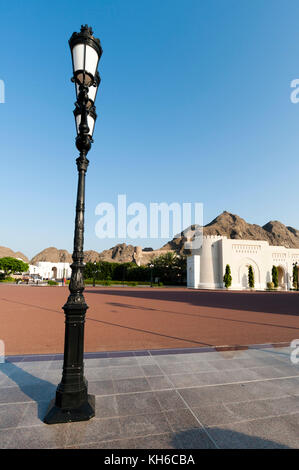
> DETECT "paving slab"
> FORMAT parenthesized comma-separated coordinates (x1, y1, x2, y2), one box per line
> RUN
(208, 414, 299, 449)
(134, 432, 180, 449)
(0, 346, 298, 448)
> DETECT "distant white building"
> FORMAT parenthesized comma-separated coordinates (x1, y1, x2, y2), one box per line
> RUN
(187, 235, 299, 290)
(29, 262, 72, 280)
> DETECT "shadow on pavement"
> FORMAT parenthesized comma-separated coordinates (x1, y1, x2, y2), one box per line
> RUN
(83, 315, 213, 347)
(86, 288, 299, 316)
(0, 361, 57, 421)
(173, 427, 291, 449)
(103, 300, 299, 333)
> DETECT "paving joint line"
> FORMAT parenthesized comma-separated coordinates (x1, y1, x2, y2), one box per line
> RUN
(2, 372, 299, 396)
(152, 356, 220, 449)
(205, 410, 299, 429)
(209, 393, 297, 407)
(174, 374, 299, 389)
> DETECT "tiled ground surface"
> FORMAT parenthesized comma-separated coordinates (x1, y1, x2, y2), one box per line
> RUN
(0, 346, 299, 448)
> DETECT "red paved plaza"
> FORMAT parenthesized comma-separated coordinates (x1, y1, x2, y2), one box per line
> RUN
(1, 285, 299, 355)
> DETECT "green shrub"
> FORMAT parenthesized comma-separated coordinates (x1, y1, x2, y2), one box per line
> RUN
(293, 263, 298, 289)
(223, 265, 232, 288)
(0, 276, 15, 283)
(267, 281, 275, 290)
(272, 266, 278, 288)
(84, 279, 162, 287)
(83, 261, 117, 281)
(48, 280, 58, 286)
(83, 257, 187, 286)
(248, 265, 254, 288)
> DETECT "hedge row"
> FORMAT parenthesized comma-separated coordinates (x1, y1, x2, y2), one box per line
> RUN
(67, 279, 163, 287)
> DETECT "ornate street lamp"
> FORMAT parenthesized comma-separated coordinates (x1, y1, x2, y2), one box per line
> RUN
(92, 261, 99, 288)
(44, 25, 102, 424)
(149, 264, 154, 287)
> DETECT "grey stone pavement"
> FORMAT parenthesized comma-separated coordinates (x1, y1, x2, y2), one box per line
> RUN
(0, 346, 299, 449)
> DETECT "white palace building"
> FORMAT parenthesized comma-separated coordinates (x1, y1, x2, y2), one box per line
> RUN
(187, 235, 299, 291)
(29, 262, 72, 280)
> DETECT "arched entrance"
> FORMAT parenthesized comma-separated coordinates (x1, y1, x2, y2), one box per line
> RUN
(277, 266, 285, 289)
(52, 267, 57, 279)
(238, 258, 260, 289)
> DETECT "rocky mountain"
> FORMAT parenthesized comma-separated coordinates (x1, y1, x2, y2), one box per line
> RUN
(97, 243, 166, 265)
(162, 211, 299, 253)
(83, 250, 101, 263)
(262, 221, 299, 248)
(160, 225, 201, 254)
(29, 243, 165, 265)
(30, 247, 72, 264)
(0, 246, 29, 263)
(205, 212, 299, 248)
(30, 247, 104, 264)
(97, 243, 136, 263)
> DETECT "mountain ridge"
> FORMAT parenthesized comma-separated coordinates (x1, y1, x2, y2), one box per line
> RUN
(162, 211, 299, 253)
(2, 211, 299, 264)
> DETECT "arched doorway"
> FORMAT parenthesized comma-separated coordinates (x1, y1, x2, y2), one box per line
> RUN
(238, 258, 260, 289)
(52, 267, 57, 279)
(277, 266, 285, 289)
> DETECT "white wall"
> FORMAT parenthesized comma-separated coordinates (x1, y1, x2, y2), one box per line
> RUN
(187, 236, 299, 291)
(199, 236, 224, 289)
(187, 255, 200, 288)
(222, 239, 269, 290)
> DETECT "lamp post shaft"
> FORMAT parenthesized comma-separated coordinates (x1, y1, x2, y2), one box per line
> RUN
(57, 154, 89, 405)
(44, 153, 95, 423)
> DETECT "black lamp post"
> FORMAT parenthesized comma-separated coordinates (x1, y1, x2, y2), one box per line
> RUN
(44, 25, 102, 424)
(93, 261, 99, 287)
(149, 264, 154, 287)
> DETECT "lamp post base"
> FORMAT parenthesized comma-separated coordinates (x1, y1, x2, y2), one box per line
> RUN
(44, 394, 95, 424)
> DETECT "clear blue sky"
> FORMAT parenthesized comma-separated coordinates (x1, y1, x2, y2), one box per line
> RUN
(1, 0, 299, 259)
